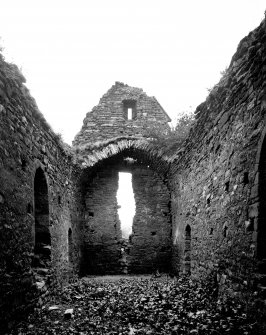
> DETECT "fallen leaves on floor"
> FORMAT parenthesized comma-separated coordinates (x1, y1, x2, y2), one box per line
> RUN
(10, 275, 265, 335)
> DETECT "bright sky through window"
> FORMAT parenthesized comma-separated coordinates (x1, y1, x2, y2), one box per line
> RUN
(117, 172, 136, 239)
(127, 108, 132, 120)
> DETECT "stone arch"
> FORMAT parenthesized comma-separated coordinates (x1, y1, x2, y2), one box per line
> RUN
(184, 224, 191, 274)
(75, 137, 171, 176)
(32, 167, 51, 267)
(78, 143, 172, 275)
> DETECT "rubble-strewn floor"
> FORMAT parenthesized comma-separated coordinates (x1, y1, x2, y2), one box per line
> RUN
(10, 275, 266, 335)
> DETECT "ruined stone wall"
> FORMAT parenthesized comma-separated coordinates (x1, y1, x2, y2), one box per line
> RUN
(80, 160, 171, 275)
(1, 14, 266, 330)
(81, 167, 122, 274)
(130, 166, 171, 273)
(74, 81, 173, 276)
(170, 19, 266, 292)
(73, 81, 171, 147)
(0, 55, 83, 331)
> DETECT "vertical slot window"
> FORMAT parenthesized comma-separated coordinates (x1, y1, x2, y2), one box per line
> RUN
(127, 108, 133, 120)
(123, 100, 136, 120)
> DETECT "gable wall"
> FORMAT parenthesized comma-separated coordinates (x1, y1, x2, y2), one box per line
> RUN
(73, 81, 171, 147)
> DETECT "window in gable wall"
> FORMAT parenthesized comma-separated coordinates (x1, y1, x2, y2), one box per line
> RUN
(123, 100, 136, 120)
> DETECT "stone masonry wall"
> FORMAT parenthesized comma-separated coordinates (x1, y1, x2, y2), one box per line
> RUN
(80, 159, 171, 275)
(81, 167, 122, 275)
(73, 81, 171, 147)
(1, 14, 266, 331)
(0, 55, 83, 331)
(129, 166, 171, 273)
(170, 18, 266, 293)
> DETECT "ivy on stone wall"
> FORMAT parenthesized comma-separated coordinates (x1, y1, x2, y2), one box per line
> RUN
(143, 112, 195, 152)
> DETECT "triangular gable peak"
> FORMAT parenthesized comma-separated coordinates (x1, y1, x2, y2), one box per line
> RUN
(73, 82, 171, 147)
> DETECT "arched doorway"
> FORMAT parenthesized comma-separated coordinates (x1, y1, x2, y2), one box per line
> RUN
(33, 168, 51, 268)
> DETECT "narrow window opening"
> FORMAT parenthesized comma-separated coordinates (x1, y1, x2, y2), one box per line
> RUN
(123, 100, 136, 120)
(27, 203, 33, 214)
(243, 172, 249, 185)
(68, 228, 73, 263)
(117, 172, 136, 240)
(58, 195, 61, 205)
(21, 158, 27, 171)
(225, 181, 229, 192)
(33, 168, 51, 268)
(127, 108, 132, 120)
(185, 224, 191, 240)
(223, 225, 228, 237)
(210, 227, 214, 235)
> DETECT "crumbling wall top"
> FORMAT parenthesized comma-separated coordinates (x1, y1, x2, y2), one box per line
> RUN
(73, 82, 171, 148)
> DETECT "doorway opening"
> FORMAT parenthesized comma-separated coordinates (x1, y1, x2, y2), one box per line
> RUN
(33, 168, 51, 268)
(117, 172, 136, 239)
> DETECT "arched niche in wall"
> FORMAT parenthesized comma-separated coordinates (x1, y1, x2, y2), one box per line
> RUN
(68, 228, 73, 264)
(184, 224, 191, 274)
(32, 167, 51, 267)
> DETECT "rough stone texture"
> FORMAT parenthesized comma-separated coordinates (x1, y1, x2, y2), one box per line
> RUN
(1, 15, 266, 331)
(74, 82, 173, 276)
(73, 81, 171, 147)
(130, 166, 171, 273)
(0, 55, 83, 331)
(170, 18, 266, 295)
(80, 159, 171, 275)
(81, 166, 122, 275)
